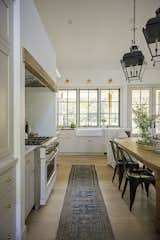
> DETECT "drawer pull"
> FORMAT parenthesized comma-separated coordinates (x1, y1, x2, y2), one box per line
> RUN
(7, 233, 12, 240)
(5, 178, 12, 183)
(5, 204, 12, 209)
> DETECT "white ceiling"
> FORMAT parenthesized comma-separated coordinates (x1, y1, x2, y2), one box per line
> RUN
(34, 0, 160, 72)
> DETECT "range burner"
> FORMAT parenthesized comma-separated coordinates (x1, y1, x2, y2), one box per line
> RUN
(25, 137, 51, 145)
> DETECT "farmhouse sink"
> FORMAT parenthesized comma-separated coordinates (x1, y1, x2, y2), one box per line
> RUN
(75, 128, 103, 137)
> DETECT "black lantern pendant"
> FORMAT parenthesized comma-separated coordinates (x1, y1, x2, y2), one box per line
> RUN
(121, 0, 145, 82)
(143, 8, 160, 66)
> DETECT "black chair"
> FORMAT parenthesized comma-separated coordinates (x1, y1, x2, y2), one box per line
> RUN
(110, 140, 139, 189)
(119, 147, 156, 211)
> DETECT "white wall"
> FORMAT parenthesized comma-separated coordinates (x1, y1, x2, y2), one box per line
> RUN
(21, 0, 57, 80)
(25, 88, 56, 137)
(58, 68, 160, 88)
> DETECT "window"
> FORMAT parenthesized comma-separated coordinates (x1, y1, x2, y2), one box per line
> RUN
(79, 90, 98, 127)
(100, 89, 120, 127)
(57, 88, 120, 128)
(131, 89, 150, 134)
(58, 90, 77, 127)
(156, 89, 160, 133)
(129, 87, 160, 134)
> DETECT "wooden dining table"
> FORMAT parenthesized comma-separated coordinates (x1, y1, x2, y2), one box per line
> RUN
(115, 137, 160, 231)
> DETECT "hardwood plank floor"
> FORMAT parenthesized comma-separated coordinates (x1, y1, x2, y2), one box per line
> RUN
(26, 155, 160, 240)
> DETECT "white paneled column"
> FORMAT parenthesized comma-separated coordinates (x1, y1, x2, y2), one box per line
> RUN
(13, 0, 26, 239)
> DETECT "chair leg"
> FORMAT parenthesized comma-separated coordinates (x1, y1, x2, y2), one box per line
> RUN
(112, 165, 117, 182)
(144, 182, 150, 197)
(118, 166, 124, 190)
(129, 180, 139, 211)
(122, 177, 128, 198)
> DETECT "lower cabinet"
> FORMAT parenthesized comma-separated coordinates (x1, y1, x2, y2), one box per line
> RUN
(25, 151, 35, 219)
(0, 164, 16, 240)
(59, 130, 105, 154)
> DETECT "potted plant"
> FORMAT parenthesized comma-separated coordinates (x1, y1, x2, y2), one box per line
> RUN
(101, 118, 108, 127)
(133, 104, 157, 150)
(70, 122, 77, 129)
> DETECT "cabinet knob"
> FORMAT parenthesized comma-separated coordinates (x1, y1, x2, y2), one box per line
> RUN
(5, 204, 11, 209)
(5, 177, 12, 183)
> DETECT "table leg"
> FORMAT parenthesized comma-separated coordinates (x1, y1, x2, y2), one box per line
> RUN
(155, 169, 160, 232)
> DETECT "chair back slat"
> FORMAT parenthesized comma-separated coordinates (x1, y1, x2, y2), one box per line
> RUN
(110, 140, 120, 163)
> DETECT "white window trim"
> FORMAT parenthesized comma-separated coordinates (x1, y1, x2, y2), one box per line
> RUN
(58, 87, 122, 128)
(127, 84, 160, 133)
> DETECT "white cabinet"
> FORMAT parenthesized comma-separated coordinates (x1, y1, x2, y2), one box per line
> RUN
(0, 1, 16, 238)
(25, 151, 35, 219)
(0, 165, 16, 240)
(0, 0, 13, 159)
(59, 130, 105, 154)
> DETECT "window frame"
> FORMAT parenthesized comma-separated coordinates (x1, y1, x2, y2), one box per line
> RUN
(128, 85, 160, 134)
(79, 89, 98, 127)
(100, 89, 120, 127)
(57, 88, 121, 128)
(57, 89, 77, 128)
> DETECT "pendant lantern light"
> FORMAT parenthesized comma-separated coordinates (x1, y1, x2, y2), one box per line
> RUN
(121, 0, 145, 82)
(143, 8, 160, 66)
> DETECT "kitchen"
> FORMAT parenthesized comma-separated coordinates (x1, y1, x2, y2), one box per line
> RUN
(0, 0, 160, 239)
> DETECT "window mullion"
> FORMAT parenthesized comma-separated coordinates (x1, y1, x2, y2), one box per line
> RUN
(77, 89, 80, 127)
(88, 90, 89, 127)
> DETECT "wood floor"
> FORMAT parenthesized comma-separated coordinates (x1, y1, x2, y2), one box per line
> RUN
(26, 155, 160, 240)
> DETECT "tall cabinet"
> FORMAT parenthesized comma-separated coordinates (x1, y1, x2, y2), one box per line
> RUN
(0, 0, 16, 239)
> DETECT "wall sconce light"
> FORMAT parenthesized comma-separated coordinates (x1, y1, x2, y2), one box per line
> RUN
(86, 79, 92, 84)
(65, 79, 70, 84)
(108, 78, 113, 84)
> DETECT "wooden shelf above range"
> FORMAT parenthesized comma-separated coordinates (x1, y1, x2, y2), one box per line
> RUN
(22, 48, 58, 92)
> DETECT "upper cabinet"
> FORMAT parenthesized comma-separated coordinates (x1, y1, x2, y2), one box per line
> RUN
(0, 0, 13, 159)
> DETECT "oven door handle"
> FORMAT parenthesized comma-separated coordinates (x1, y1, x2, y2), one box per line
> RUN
(46, 150, 58, 164)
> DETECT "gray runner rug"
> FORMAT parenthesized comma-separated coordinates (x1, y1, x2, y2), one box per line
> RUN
(55, 165, 115, 240)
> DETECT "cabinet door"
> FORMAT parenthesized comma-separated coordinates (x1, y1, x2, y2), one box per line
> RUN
(25, 159, 30, 218)
(25, 152, 35, 219)
(0, 0, 13, 159)
(0, 0, 10, 45)
(29, 157, 35, 213)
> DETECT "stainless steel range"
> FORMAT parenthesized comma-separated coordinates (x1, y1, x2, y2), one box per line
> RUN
(39, 138, 59, 205)
(25, 136, 59, 208)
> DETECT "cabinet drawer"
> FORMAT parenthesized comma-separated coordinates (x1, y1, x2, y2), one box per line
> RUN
(0, 167, 16, 199)
(0, 187, 16, 209)
(0, 203, 16, 240)
(0, 189, 16, 240)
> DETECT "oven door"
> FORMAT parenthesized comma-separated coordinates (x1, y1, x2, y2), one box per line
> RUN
(46, 151, 57, 184)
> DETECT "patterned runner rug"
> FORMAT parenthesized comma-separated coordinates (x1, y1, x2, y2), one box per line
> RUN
(56, 165, 115, 240)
